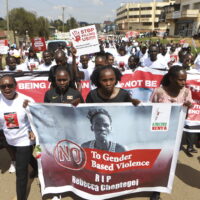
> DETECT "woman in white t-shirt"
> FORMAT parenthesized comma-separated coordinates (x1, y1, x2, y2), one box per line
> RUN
(115, 46, 130, 71)
(24, 48, 40, 71)
(0, 74, 37, 200)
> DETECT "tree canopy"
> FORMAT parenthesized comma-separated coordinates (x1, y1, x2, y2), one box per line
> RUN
(7, 8, 80, 38)
(50, 17, 79, 32)
(8, 8, 49, 38)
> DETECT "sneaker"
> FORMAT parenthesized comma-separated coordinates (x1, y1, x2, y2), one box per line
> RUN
(187, 146, 198, 153)
(150, 192, 161, 200)
(8, 161, 16, 173)
(51, 195, 61, 200)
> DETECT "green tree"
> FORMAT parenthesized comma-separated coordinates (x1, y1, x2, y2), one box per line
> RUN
(37, 16, 49, 38)
(8, 8, 50, 38)
(50, 19, 63, 32)
(66, 17, 79, 31)
(9, 8, 38, 37)
(0, 17, 6, 30)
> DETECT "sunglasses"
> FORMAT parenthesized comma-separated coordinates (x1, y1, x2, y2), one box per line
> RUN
(0, 84, 15, 89)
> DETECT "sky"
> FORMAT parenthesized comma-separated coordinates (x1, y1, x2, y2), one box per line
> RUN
(0, 0, 163, 23)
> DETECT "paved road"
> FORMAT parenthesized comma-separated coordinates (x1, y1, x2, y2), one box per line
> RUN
(0, 146, 199, 200)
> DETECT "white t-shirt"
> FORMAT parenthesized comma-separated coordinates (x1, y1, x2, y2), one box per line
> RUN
(37, 61, 56, 71)
(3, 63, 29, 71)
(139, 52, 148, 64)
(158, 53, 171, 64)
(115, 54, 130, 70)
(25, 58, 40, 71)
(141, 56, 168, 70)
(78, 63, 94, 80)
(104, 47, 118, 57)
(0, 92, 34, 147)
(172, 61, 183, 67)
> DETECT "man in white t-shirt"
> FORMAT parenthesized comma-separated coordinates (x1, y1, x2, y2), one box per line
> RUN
(37, 51, 55, 71)
(3, 56, 24, 72)
(158, 44, 170, 64)
(78, 55, 94, 80)
(141, 45, 168, 70)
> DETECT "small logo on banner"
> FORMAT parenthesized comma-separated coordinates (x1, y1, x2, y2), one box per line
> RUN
(4, 112, 19, 129)
(72, 30, 81, 42)
(54, 140, 86, 170)
(151, 104, 171, 131)
(67, 96, 73, 100)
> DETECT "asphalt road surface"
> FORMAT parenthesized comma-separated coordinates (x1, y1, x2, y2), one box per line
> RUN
(0, 145, 199, 200)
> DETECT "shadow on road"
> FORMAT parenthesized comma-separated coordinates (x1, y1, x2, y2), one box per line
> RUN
(176, 163, 200, 189)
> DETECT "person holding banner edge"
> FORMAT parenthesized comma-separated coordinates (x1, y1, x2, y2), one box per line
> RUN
(0, 74, 38, 200)
(150, 65, 193, 200)
(44, 65, 84, 104)
(44, 65, 84, 200)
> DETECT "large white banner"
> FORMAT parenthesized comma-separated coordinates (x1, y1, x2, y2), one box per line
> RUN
(27, 103, 186, 199)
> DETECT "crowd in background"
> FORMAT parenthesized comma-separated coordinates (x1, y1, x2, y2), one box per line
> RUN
(0, 36, 200, 200)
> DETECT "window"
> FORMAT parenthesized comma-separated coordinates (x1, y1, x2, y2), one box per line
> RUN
(116, 16, 128, 21)
(129, 8, 140, 11)
(141, 15, 152, 18)
(182, 5, 189, 11)
(141, 7, 152, 10)
(154, 23, 159, 28)
(117, 9, 128, 16)
(193, 3, 200, 10)
(129, 15, 139, 18)
(143, 22, 152, 26)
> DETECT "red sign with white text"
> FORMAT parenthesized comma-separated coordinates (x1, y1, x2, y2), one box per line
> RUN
(31, 37, 46, 52)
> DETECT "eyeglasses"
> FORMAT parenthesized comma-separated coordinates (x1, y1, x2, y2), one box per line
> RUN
(0, 84, 15, 89)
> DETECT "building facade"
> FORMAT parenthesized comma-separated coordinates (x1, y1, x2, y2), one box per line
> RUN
(165, 0, 200, 36)
(115, 0, 175, 33)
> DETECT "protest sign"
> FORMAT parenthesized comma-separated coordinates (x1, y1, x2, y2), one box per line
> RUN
(31, 37, 46, 52)
(0, 39, 9, 54)
(184, 71, 200, 132)
(70, 25, 100, 56)
(27, 103, 186, 199)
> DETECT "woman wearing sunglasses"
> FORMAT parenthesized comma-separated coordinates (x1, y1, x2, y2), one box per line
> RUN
(0, 74, 37, 200)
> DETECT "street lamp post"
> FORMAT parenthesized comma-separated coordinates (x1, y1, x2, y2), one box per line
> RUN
(25, 30, 29, 45)
(5, 0, 10, 39)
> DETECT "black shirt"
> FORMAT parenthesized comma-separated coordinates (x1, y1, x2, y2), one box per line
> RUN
(44, 87, 84, 103)
(86, 88, 132, 103)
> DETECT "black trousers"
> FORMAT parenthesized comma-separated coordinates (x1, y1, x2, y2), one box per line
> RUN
(185, 132, 198, 148)
(10, 145, 38, 200)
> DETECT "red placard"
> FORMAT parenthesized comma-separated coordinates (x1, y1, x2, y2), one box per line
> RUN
(31, 37, 46, 52)
(0, 39, 8, 46)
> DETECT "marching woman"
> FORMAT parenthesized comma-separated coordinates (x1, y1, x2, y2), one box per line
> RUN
(44, 65, 84, 104)
(25, 47, 40, 71)
(44, 65, 84, 200)
(86, 65, 140, 104)
(150, 66, 193, 200)
(0, 74, 37, 200)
